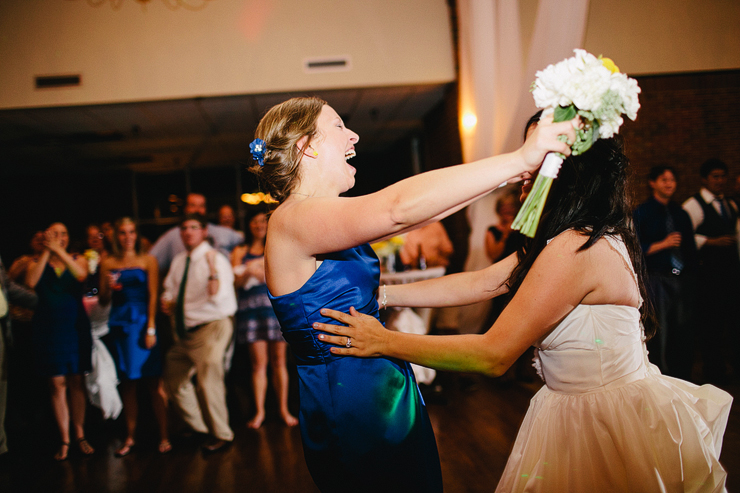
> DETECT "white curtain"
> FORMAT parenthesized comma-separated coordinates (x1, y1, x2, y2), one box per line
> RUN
(456, 0, 590, 334)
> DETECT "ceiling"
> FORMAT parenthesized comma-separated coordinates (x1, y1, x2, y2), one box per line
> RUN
(0, 83, 451, 177)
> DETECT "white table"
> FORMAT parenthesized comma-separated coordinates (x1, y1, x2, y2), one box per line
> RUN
(380, 267, 446, 385)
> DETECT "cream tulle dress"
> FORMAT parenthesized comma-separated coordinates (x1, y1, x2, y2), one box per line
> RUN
(495, 236, 732, 493)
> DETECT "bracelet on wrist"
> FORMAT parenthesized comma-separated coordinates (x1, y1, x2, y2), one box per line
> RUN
(146, 327, 156, 336)
(209, 274, 219, 280)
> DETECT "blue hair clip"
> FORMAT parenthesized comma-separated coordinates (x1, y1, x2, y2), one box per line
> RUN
(250, 138, 266, 167)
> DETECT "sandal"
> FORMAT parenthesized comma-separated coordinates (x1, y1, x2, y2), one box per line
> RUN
(158, 439, 172, 454)
(54, 442, 70, 461)
(114, 440, 135, 458)
(76, 437, 95, 456)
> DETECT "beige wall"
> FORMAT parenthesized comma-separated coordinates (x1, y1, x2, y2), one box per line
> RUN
(520, 0, 739, 76)
(583, 0, 740, 75)
(0, 0, 455, 109)
(2, 0, 737, 111)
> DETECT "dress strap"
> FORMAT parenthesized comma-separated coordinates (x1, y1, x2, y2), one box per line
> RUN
(602, 235, 642, 307)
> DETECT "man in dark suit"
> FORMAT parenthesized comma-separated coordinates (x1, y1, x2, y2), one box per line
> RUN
(634, 166, 698, 380)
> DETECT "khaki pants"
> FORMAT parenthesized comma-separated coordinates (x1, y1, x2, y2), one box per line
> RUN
(164, 318, 234, 441)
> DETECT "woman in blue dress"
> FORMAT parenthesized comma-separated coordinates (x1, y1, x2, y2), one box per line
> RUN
(247, 96, 576, 492)
(231, 210, 298, 429)
(99, 217, 170, 456)
(26, 223, 94, 461)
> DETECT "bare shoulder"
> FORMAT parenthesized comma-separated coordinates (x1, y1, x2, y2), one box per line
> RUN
(264, 202, 324, 296)
(543, 231, 628, 267)
(538, 229, 591, 264)
(266, 200, 318, 253)
(144, 254, 158, 270)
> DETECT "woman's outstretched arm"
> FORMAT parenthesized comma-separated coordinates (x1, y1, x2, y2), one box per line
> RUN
(272, 117, 577, 257)
(382, 253, 518, 309)
(315, 232, 611, 376)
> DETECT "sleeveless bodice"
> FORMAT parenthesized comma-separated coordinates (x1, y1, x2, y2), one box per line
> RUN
(269, 243, 442, 493)
(270, 244, 380, 364)
(109, 268, 149, 326)
(535, 304, 646, 393)
(534, 235, 646, 393)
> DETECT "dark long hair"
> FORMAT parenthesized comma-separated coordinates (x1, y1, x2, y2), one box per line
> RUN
(507, 136, 657, 339)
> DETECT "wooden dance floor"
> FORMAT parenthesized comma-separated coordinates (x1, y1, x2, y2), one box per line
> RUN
(1, 372, 738, 492)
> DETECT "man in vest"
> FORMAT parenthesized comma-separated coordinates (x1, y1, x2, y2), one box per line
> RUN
(683, 158, 740, 383)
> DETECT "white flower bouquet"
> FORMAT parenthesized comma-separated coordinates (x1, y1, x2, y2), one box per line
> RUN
(511, 49, 641, 237)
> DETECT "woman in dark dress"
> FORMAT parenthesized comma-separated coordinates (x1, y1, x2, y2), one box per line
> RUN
(248, 97, 576, 492)
(26, 223, 94, 461)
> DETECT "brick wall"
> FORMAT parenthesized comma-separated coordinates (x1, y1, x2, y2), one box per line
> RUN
(622, 70, 740, 207)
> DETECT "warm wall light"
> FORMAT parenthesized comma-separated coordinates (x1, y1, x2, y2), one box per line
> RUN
(462, 112, 478, 132)
(241, 192, 277, 205)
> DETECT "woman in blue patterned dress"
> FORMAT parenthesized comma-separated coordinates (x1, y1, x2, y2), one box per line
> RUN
(26, 222, 94, 461)
(247, 97, 576, 492)
(231, 210, 298, 429)
(99, 217, 170, 456)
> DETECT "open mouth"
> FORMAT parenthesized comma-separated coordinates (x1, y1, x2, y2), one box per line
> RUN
(345, 149, 356, 161)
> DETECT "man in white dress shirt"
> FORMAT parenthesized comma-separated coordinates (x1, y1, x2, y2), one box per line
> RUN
(161, 213, 237, 452)
(682, 158, 740, 383)
(150, 193, 243, 276)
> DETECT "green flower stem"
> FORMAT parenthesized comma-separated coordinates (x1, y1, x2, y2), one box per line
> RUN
(511, 174, 553, 238)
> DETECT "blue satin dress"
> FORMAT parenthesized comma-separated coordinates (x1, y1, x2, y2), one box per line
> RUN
(108, 268, 162, 380)
(269, 244, 442, 493)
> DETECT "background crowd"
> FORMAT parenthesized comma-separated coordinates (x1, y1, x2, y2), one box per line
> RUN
(0, 154, 738, 464)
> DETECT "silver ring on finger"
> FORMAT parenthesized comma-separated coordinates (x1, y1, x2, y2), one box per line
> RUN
(345, 337, 352, 348)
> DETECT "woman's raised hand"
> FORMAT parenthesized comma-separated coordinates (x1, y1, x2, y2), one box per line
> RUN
(44, 228, 64, 254)
(518, 114, 579, 172)
(314, 307, 390, 357)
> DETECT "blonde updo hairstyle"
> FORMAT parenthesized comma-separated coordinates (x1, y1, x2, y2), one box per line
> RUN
(249, 97, 326, 203)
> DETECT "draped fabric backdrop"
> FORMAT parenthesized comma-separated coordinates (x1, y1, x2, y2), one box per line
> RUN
(456, 0, 590, 334)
